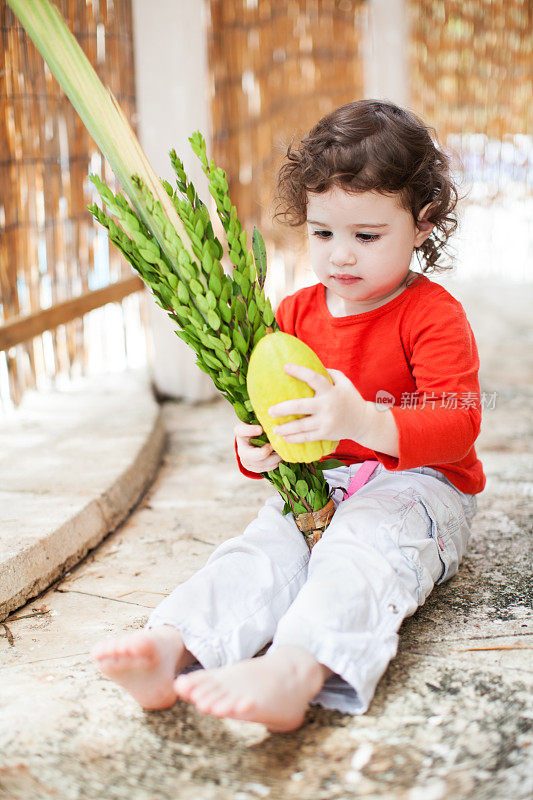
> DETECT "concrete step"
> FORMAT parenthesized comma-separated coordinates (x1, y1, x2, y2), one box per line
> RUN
(0, 369, 165, 621)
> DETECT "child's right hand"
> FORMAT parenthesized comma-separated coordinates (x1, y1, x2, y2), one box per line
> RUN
(234, 423, 281, 473)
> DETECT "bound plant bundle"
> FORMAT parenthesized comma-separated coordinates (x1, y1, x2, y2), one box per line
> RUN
(8, 0, 344, 548)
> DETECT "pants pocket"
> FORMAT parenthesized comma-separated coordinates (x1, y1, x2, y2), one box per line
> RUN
(410, 489, 470, 588)
(410, 497, 449, 585)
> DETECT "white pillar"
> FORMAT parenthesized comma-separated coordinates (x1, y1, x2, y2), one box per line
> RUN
(131, 0, 217, 401)
(363, 0, 410, 106)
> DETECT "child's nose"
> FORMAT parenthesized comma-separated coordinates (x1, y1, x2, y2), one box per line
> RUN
(330, 245, 357, 267)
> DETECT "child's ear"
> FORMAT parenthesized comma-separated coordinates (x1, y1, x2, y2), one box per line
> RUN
(414, 202, 435, 246)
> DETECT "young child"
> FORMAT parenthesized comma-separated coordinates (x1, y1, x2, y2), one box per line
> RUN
(91, 99, 485, 732)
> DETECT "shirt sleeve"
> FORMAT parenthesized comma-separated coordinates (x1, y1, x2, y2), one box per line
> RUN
(374, 295, 483, 471)
(234, 297, 293, 479)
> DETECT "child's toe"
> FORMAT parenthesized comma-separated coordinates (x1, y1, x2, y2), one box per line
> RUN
(192, 687, 227, 711)
(208, 695, 236, 716)
(174, 675, 196, 700)
(189, 680, 216, 703)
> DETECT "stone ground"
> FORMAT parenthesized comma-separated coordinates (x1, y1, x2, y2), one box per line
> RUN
(0, 279, 532, 800)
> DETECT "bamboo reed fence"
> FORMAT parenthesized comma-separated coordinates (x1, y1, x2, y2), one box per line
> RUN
(408, 0, 532, 197)
(207, 0, 368, 298)
(409, 0, 531, 140)
(0, 0, 145, 409)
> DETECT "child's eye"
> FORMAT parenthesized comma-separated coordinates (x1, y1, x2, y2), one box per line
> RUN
(311, 231, 380, 242)
(357, 233, 380, 243)
(313, 230, 381, 244)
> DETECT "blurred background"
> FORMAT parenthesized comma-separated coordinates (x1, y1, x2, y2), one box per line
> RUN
(0, 0, 531, 410)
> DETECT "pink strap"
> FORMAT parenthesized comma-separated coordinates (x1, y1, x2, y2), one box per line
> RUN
(345, 460, 380, 499)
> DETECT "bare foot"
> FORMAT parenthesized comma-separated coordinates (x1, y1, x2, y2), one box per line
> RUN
(173, 645, 331, 732)
(91, 625, 196, 709)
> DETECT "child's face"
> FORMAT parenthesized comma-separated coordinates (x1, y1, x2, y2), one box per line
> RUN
(306, 187, 433, 314)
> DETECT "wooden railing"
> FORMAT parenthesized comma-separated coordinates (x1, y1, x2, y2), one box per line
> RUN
(0, 276, 144, 352)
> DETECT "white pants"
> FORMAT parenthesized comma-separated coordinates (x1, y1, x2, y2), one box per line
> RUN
(146, 463, 478, 714)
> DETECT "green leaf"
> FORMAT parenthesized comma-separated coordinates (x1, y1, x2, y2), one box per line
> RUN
(202, 249, 213, 274)
(207, 310, 221, 330)
(248, 298, 258, 326)
(177, 282, 190, 303)
(252, 227, 268, 288)
(263, 301, 274, 326)
(176, 329, 199, 348)
(312, 492, 324, 512)
(311, 474, 324, 492)
(220, 278, 231, 302)
(202, 350, 223, 370)
(208, 272, 222, 295)
(240, 273, 250, 297)
(229, 249, 242, 268)
(267, 469, 283, 486)
(207, 334, 226, 353)
(232, 328, 248, 355)
(279, 463, 297, 482)
(166, 272, 179, 290)
(196, 295, 209, 314)
(218, 302, 232, 324)
(190, 278, 204, 296)
(234, 299, 247, 324)
(293, 502, 308, 515)
(252, 325, 266, 348)
(161, 178, 173, 197)
(227, 354, 239, 371)
(228, 349, 241, 368)
(317, 459, 346, 471)
(138, 247, 161, 265)
(295, 480, 308, 498)
(233, 402, 249, 422)
(247, 252, 256, 282)
(186, 184, 196, 205)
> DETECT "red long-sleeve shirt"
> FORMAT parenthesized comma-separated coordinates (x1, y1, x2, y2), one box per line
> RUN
(236, 275, 486, 495)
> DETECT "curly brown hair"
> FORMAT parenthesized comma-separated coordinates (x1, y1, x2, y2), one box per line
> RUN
(273, 99, 459, 274)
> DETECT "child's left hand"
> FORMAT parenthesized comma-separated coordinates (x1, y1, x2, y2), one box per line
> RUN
(268, 364, 371, 444)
